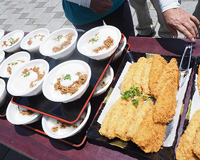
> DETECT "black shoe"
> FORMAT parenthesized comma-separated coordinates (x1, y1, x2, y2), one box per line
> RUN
(136, 30, 156, 37)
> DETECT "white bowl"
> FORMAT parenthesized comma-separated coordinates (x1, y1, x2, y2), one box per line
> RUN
(42, 60, 91, 103)
(93, 65, 114, 97)
(39, 28, 78, 59)
(20, 28, 50, 53)
(7, 59, 49, 97)
(42, 102, 91, 139)
(0, 29, 5, 40)
(77, 25, 121, 60)
(0, 51, 30, 78)
(0, 30, 24, 53)
(0, 50, 5, 65)
(6, 102, 42, 125)
(112, 36, 127, 62)
(0, 78, 6, 107)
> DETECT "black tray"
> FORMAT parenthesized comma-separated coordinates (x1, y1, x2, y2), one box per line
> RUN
(11, 31, 115, 124)
(86, 51, 195, 160)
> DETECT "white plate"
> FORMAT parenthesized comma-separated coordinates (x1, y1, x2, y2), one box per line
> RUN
(0, 29, 5, 40)
(6, 101, 42, 125)
(0, 50, 5, 65)
(0, 78, 6, 107)
(0, 51, 30, 78)
(42, 102, 91, 139)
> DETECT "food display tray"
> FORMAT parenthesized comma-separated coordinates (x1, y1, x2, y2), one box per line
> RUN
(86, 51, 196, 160)
(10, 32, 114, 124)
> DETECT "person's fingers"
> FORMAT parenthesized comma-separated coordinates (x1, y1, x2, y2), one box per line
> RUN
(176, 24, 195, 41)
(182, 20, 198, 39)
(166, 24, 178, 38)
(190, 15, 200, 28)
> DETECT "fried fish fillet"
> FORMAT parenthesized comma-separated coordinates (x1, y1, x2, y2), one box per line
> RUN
(193, 124, 200, 159)
(120, 63, 137, 93)
(153, 58, 180, 99)
(197, 65, 200, 95)
(115, 98, 138, 141)
(131, 57, 148, 92)
(133, 101, 166, 153)
(149, 54, 167, 96)
(126, 100, 153, 140)
(99, 97, 128, 139)
(153, 78, 177, 123)
(176, 110, 200, 160)
(141, 58, 153, 95)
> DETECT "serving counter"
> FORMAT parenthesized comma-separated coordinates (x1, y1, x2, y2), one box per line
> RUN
(0, 37, 199, 160)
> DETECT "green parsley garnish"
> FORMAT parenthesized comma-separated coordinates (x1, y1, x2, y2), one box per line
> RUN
(121, 85, 153, 107)
(91, 36, 99, 44)
(62, 74, 71, 81)
(55, 36, 62, 42)
(34, 35, 37, 39)
(8, 38, 15, 45)
(24, 72, 30, 77)
(11, 62, 18, 66)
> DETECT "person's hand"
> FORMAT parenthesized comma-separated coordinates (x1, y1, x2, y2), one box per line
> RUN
(90, 0, 113, 15)
(163, 8, 200, 41)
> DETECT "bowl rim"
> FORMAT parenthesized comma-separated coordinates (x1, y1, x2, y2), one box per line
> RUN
(77, 25, 121, 59)
(42, 102, 91, 139)
(6, 101, 41, 125)
(39, 28, 78, 56)
(20, 28, 50, 50)
(0, 50, 5, 64)
(0, 29, 5, 40)
(0, 78, 5, 96)
(7, 59, 49, 96)
(0, 51, 31, 78)
(93, 65, 114, 97)
(0, 30, 24, 51)
(42, 60, 91, 103)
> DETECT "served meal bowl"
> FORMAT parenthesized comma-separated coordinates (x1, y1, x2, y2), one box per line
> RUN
(39, 28, 78, 59)
(0, 30, 24, 53)
(42, 102, 91, 139)
(0, 51, 30, 78)
(112, 35, 127, 62)
(0, 50, 5, 65)
(6, 102, 42, 125)
(0, 29, 5, 40)
(0, 78, 6, 107)
(42, 60, 91, 103)
(20, 28, 50, 53)
(77, 25, 121, 60)
(7, 59, 49, 97)
(93, 65, 114, 97)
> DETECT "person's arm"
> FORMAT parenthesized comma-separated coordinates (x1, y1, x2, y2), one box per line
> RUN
(159, 0, 200, 41)
(67, 0, 113, 15)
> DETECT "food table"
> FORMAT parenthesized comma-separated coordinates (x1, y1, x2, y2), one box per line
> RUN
(0, 36, 199, 160)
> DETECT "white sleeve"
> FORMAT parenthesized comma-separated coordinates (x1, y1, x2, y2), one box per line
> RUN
(159, 0, 181, 13)
(67, 0, 91, 8)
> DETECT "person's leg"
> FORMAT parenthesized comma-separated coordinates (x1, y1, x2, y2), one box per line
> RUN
(150, 0, 173, 38)
(129, 0, 155, 36)
(193, 0, 200, 37)
(73, 19, 104, 32)
(103, 0, 135, 39)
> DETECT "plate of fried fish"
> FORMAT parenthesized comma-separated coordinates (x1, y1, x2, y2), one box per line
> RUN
(87, 51, 195, 160)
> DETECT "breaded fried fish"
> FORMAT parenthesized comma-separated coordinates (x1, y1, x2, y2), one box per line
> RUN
(193, 124, 200, 159)
(197, 65, 200, 95)
(153, 78, 177, 123)
(176, 110, 200, 160)
(153, 58, 180, 99)
(149, 54, 167, 96)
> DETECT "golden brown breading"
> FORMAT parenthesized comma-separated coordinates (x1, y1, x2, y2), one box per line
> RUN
(141, 58, 153, 95)
(153, 58, 180, 99)
(131, 57, 148, 92)
(176, 110, 200, 160)
(153, 78, 177, 123)
(197, 65, 200, 95)
(120, 63, 137, 93)
(193, 124, 200, 159)
(126, 100, 153, 140)
(149, 54, 167, 96)
(99, 98, 128, 139)
(115, 98, 138, 141)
